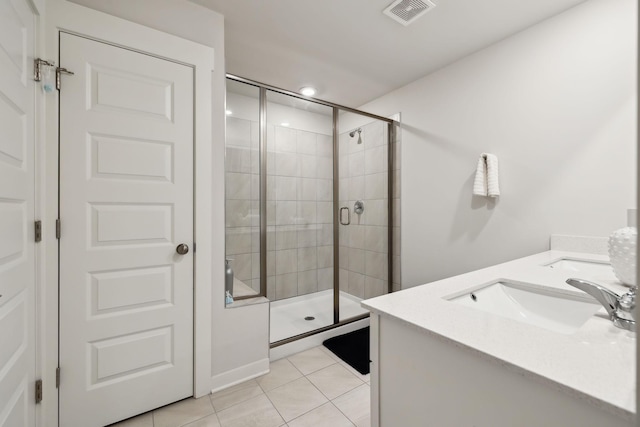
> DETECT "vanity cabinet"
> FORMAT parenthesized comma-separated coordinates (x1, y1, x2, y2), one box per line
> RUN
(369, 314, 632, 427)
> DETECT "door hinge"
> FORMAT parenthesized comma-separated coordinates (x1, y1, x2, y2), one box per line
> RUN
(56, 67, 74, 91)
(56, 367, 60, 388)
(35, 220, 42, 242)
(193, 242, 196, 253)
(55, 219, 61, 239)
(35, 379, 43, 404)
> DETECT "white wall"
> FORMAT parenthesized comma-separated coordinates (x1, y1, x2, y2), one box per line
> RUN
(65, 0, 270, 393)
(357, 0, 637, 287)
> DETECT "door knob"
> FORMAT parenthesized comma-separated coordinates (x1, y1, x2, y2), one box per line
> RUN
(176, 244, 189, 255)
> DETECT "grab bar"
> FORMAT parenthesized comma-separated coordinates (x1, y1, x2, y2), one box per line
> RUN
(339, 207, 350, 225)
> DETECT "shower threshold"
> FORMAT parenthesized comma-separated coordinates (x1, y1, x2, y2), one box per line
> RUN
(270, 290, 368, 343)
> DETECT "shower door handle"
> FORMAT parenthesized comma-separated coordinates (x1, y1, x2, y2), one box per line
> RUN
(339, 207, 350, 225)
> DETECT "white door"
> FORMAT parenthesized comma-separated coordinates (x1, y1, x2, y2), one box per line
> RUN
(59, 33, 194, 427)
(0, 0, 37, 426)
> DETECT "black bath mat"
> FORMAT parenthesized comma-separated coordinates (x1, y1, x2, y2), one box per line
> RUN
(323, 327, 370, 375)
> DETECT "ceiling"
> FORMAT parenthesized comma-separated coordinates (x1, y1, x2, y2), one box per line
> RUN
(193, 0, 587, 107)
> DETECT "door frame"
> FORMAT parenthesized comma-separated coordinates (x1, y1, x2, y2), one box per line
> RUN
(43, 1, 215, 424)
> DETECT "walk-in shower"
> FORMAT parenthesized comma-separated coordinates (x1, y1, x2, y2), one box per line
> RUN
(224, 75, 400, 346)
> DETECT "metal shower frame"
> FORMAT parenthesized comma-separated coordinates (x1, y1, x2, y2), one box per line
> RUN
(226, 74, 397, 347)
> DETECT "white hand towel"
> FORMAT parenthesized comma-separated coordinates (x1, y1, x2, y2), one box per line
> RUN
(472, 153, 500, 197)
(485, 153, 500, 197)
(473, 156, 488, 196)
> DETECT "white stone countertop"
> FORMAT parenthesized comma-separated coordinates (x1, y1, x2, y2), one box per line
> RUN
(361, 250, 636, 421)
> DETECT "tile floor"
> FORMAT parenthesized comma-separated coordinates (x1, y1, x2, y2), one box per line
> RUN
(111, 346, 371, 427)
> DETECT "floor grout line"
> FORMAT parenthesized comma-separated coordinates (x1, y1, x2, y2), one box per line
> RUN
(114, 345, 369, 427)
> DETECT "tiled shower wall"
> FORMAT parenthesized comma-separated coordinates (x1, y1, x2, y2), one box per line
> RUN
(226, 115, 401, 301)
(225, 116, 260, 293)
(266, 125, 334, 301)
(338, 120, 394, 300)
(225, 115, 334, 300)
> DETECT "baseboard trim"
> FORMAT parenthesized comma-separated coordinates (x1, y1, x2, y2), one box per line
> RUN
(210, 358, 270, 394)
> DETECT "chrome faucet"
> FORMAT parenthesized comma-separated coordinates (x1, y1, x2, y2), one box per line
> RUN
(566, 278, 636, 332)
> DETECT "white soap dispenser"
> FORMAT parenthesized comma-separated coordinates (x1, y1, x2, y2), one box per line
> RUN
(608, 209, 637, 287)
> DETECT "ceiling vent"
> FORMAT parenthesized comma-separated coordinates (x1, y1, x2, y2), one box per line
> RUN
(383, 0, 436, 26)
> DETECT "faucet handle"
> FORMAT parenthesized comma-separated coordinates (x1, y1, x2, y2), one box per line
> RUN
(617, 288, 635, 319)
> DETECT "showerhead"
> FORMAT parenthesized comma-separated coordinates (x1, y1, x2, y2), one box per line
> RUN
(349, 128, 363, 144)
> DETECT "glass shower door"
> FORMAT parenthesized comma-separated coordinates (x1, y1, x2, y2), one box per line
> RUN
(337, 111, 391, 321)
(265, 90, 336, 342)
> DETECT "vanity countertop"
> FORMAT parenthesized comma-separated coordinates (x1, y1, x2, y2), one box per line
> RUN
(361, 250, 636, 421)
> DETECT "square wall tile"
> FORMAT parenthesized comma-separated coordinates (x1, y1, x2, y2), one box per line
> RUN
(275, 176, 298, 201)
(339, 245, 349, 269)
(298, 247, 317, 271)
(275, 226, 298, 250)
(226, 173, 252, 200)
(233, 253, 252, 281)
(226, 228, 252, 255)
(318, 267, 333, 291)
(226, 200, 252, 227)
(339, 268, 349, 293)
(317, 179, 332, 202)
(297, 130, 317, 155)
(298, 154, 317, 178)
(364, 120, 384, 148)
(348, 271, 364, 298)
(365, 251, 388, 280)
(297, 225, 318, 248)
(298, 270, 318, 295)
(348, 248, 364, 274)
(365, 145, 387, 175)
(276, 273, 298, 299)
(364, 226, 388, 254)
(298, 178, 317, 201)
(226, 117, 251, 148)
(276, 201, 297, 225)
(276, 152, 298, 176)
(317, 246, 333, 268)
(317, 157, 333, 179)
(297, 201, 317, 225)
(225, 146, 252, 174)
(348, 152, 364, 177)
(317, 224, 334, 246)
(317, 202, 333, 224)
(276, 126, 296, 153)
(348, 225, 365, 249)
(365, 173, 387, 200)
(364, 199, 388, 226)
(317, 134, 333, 158)
(276, 249, 298, 274)
(364, 276, 385, 299)
(349, 176, 365, 200)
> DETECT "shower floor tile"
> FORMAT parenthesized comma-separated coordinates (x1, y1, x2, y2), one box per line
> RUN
(270, 290, 368, 343)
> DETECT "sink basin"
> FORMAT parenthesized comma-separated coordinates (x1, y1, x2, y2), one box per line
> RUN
(448, 281, 602, 334)
(545, 258, 615, 279)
